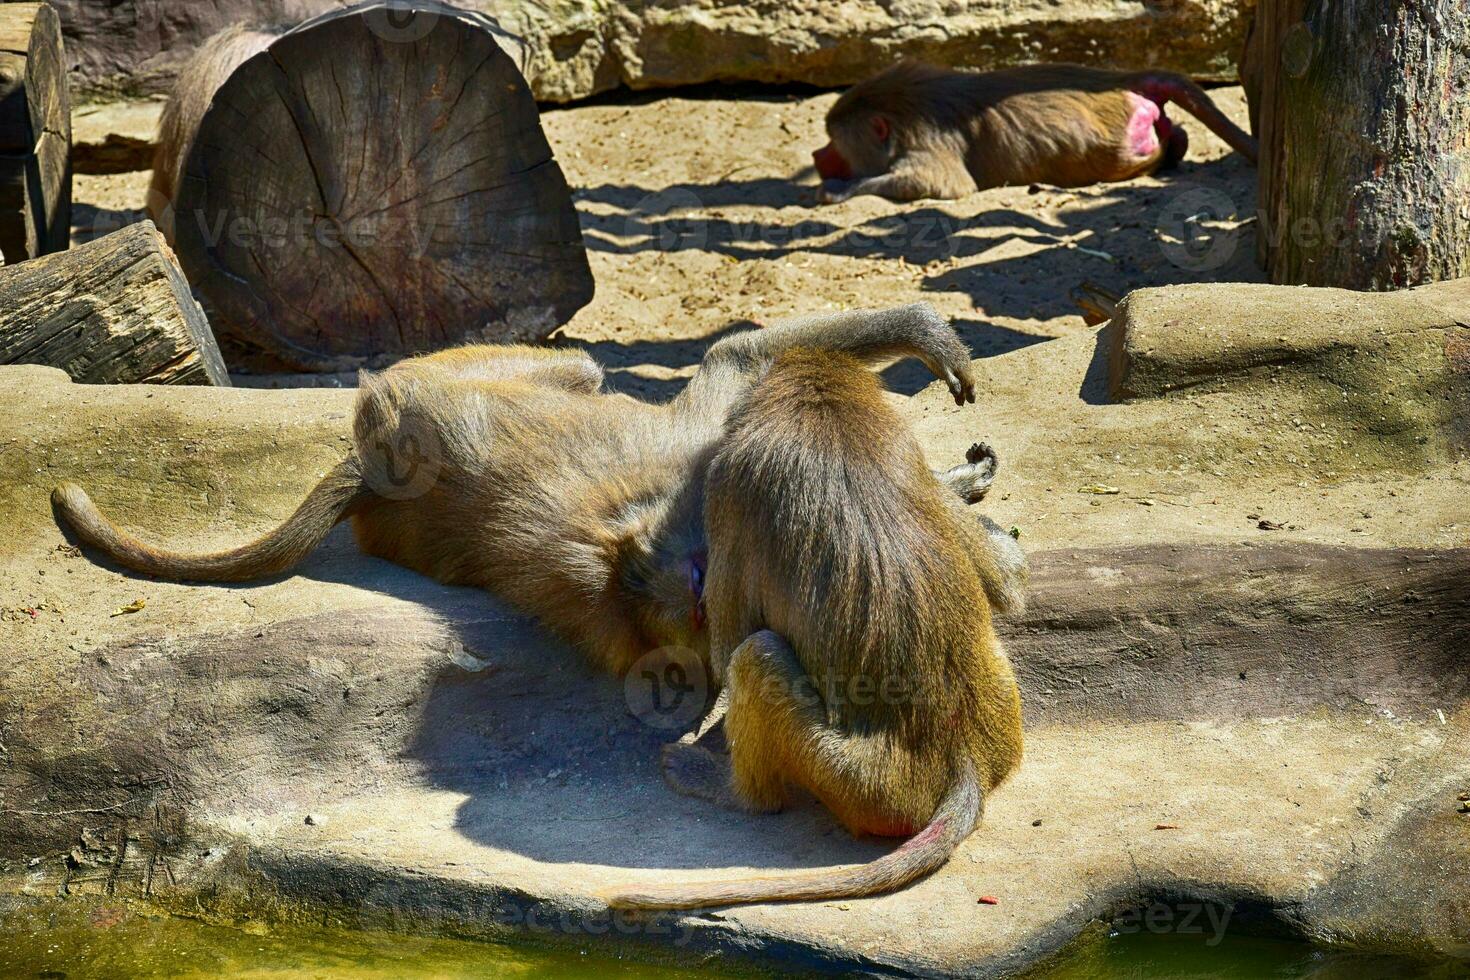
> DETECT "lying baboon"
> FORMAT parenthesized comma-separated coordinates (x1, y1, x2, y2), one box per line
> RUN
(813, 61, 1259, 203)
(55, 304, 998, 677)
(147, 25, 282, 242)
(603, 347, 1025, 910)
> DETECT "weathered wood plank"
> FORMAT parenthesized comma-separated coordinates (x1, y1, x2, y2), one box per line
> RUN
(0, 2, 71, 263)
(0, 220, 228, 385)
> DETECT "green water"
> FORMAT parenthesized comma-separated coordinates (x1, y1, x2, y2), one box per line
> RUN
(0, 906, 694, 980)
(1036, 929, 1465, 979)
(0, 904, 1463, 979)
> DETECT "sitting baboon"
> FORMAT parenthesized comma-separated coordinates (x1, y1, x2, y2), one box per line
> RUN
(603, 348, 1025, 910)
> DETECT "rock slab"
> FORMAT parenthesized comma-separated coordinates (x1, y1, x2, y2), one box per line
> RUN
(2, 280, 1468, 974)
(52, 0, 1249, 102)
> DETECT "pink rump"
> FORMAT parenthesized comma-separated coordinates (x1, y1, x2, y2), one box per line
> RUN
(1126, 92, 1162, 158)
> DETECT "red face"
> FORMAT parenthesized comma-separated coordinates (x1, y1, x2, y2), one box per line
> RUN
(812, 142, 852, 181)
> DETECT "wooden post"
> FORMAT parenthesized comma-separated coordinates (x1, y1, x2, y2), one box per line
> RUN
(0, 221, 228, 385)
(1248, 1, 1470, 289)
(0, 2, 71, 264)
(169, 1, 592, 373)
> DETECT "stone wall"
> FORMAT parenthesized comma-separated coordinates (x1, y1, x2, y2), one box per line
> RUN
(43, 0, 1252, 101)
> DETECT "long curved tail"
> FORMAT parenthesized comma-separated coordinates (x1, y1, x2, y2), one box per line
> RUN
(602, 764, 983, 911)
(52, 458, 365, 582)
(1135, 72, 1259, 164)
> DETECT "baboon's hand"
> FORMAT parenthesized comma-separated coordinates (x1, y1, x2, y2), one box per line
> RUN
(817, 179, 854, 205)
(907, 305, 975, 405)
(942, 360, 977, 406)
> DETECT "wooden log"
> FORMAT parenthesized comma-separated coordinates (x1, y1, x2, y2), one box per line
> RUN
(169, 1, 592, 373)
(0, 2, 71, 264)
(1247, 1, 1470, 288)
(0, 220, 228, 385)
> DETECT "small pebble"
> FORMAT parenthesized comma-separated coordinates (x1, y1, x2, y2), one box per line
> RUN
(978, 895, 1000, 905)
(305, 814, 322, 826)
(1031, 819, 1043, 827)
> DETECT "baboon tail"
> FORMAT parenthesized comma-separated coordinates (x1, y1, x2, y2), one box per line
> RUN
(52, 458, 365, 582)
(1135, 71, 1259, 165)
(601, 764, 983, 911)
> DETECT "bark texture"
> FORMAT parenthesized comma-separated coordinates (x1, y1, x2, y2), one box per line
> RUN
(1249, 0, 1470, 288)
(0, 2, 71, 264)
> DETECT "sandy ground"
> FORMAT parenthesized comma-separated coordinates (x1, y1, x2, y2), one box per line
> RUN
(71, 86, 1261, 397)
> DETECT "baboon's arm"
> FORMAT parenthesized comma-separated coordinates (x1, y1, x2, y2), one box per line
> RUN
(819, 153, 977, 204)
(682, 302, 975, 413)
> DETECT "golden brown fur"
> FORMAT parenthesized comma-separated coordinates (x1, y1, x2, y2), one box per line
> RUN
(815, 61, 1258, 203)
(603, 349, 1025, 909)
(147, 25, 282, 243)
(54, 305, 1000, 679)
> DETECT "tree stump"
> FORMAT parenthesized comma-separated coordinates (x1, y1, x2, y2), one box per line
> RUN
(170, 1, 592, 373)
(1248, 1, 1470, 289)
(0, 2, 71, 264)
(0, 221, 228, 385)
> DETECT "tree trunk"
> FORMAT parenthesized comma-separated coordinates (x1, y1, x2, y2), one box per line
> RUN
(170, 1, 591, 373)
(1249, 1, 1470, 289)
(0, 221, 228, 385)
(0, 2, 71, 264)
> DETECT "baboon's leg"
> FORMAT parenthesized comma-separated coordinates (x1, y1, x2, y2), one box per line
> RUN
(661, 630, 805, 814)
(401, 344, 604, 393)
(690, 303, 975, 407)
(721, 630, 923, 833)
(937, 442, 999, 504)
(945, 496, 1028, 615)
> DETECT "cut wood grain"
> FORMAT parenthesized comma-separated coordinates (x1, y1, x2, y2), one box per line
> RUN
(170, 1, 592, 372)
(0, 221, 228, 385)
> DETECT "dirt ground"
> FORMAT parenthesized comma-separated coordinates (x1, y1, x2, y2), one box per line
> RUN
(72, 85, 1260, 397)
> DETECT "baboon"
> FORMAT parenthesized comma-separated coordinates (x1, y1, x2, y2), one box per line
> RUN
(147, 25, 282, 243)
(813, 61, 1259, 203)
(603, 347, 1025, 910)
(54, 304, 1007, 677)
